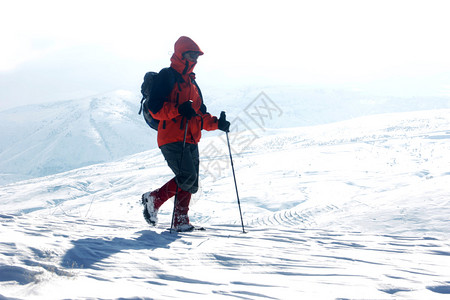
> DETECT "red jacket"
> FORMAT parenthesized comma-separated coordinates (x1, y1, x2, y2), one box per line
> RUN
(150, 37, 218, 147)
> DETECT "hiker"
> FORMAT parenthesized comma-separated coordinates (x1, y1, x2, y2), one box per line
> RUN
(141, 36, 230, 232)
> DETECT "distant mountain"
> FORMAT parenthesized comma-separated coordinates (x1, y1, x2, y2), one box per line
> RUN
(1, 85, 450, 186)
(0, 90, 157, 185)
(202, 85, 450, 129)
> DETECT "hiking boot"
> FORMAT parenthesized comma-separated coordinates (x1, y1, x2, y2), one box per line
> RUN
(174, 214, 195, 232)
(176, 224, 196, 232)
(142, 191, 159, 226)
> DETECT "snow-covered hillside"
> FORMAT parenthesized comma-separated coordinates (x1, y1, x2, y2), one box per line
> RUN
(202, 84, 450, 129)
(0, 91, 157, 185)
(1, 109, 449, 299)
(2, 85, 450, 186)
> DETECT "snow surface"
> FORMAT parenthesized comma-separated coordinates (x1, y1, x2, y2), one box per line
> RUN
(1, 108, 450, 299)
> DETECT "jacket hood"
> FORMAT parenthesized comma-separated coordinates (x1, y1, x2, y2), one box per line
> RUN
(170, 36, 204, 76)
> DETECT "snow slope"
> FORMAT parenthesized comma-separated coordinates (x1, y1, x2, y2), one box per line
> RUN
(0, 90, 157, 185)
(1, 109, 450, 299)
(2, 85, 450, 186)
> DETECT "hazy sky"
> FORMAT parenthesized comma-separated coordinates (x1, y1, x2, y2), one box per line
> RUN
(1, 0, 450, 111)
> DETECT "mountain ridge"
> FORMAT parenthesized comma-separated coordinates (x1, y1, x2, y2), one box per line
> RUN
(2, 86, 450, 186)
(0, 90, 157, 185)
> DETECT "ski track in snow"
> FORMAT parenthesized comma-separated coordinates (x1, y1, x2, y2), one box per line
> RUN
(1, 109, 450, 299)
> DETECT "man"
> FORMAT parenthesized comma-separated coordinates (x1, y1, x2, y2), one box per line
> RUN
(141, 36, 230, 232)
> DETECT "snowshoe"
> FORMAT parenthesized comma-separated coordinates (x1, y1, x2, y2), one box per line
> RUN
(167, 225, 205, 232)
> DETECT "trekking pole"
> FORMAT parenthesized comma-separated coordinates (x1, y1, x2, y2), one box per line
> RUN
(222, 112, 246, 233)
(170, 117, 189, 233)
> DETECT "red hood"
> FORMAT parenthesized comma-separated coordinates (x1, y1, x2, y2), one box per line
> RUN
(170, 36, 204, 76)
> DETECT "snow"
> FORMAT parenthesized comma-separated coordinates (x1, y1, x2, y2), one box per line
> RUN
(0, 90, 157, 185)
(1, 102, 450, 299)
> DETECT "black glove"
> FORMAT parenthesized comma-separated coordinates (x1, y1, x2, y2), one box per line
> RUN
(218, 111, 231, 132)
(178, 100, 196, 120)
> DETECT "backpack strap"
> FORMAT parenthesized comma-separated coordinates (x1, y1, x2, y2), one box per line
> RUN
(192, 78, 207, 115)
(138, 96, 145, 115)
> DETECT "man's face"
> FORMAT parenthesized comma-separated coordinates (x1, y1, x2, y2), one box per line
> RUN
(183, 51, 201, 63)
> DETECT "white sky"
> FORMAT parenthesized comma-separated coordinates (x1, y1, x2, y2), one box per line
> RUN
(1, 0, 450, 110)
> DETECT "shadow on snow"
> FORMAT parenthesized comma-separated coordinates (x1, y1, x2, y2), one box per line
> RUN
(61, 230, 177, 269)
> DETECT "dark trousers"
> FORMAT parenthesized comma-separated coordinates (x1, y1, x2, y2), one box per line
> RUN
(160, 142, 200, 194)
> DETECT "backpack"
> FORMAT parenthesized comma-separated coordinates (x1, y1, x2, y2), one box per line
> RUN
(138, 68, 204, 130)
(138, 68, 177, 131)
